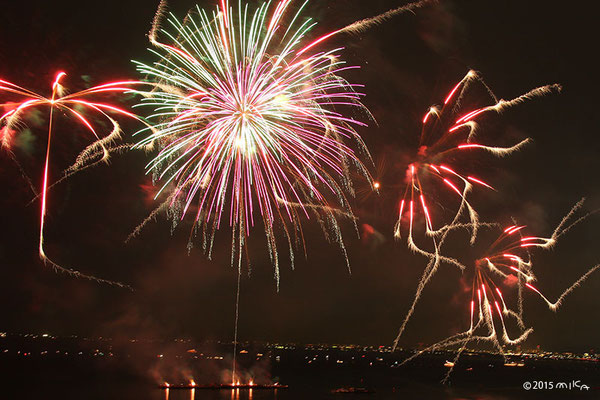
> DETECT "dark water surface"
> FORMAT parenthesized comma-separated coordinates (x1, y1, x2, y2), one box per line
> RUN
(2, 357, 599, 400)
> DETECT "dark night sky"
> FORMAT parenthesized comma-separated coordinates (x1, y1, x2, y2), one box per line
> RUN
(1, 1, 599, 352)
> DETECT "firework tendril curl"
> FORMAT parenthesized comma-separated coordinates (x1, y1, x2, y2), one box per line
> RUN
(0, 73, 150, 288)
(390, 72, 562, 347)
(395, 70, 562, 250)
(396, 199, 600, 383)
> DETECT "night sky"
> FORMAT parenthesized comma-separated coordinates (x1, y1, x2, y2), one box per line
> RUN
(1, 1, 599, 352)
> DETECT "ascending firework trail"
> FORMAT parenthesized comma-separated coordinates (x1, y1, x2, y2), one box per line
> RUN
(133, 0, 432, 383)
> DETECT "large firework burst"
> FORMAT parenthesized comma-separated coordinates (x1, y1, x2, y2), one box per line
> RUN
(131, 0, 375, 284)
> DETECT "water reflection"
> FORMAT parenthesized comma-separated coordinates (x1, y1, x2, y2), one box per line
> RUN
(226, 388, 264, 400)
(161, 387, 276, 400)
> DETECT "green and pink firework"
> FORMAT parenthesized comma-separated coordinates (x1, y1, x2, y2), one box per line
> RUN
(131, 0, 373, 284)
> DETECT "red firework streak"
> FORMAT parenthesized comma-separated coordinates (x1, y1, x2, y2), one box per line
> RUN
(473, 214, 600, 334)
(469, 224, 543, 343)
(393, 70, 560, 248)
(0, 72, 146, 286)
(464, 214, 599, 356)
(397, 200, 600, 384)
(392, 73, 562, 363)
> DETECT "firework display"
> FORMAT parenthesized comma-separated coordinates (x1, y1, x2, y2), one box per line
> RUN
(396, 199, 600, 382)
(130, 0, 374, 285)
(0, 72, 146, 287)
(390, 72, 562, 348)
(394, 70, 561, 250)
(0, 1, 598, 390)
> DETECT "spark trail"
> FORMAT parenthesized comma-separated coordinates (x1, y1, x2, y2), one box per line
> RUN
(132, 0, 374, 287)
(132, 0, 395, 383)
(394, 70, 561, 247)
(0, 73, 149, 287)
(298, 0, 436, 55)
(390, 72, 561, 346)
(395, 199, 600, 383)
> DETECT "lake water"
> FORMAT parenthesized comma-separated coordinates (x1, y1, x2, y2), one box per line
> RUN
(2, 344, 598, 399)
(5, 363, 599, 400)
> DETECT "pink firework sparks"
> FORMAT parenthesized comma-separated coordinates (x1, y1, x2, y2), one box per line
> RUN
(131, 0, 375, 287)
